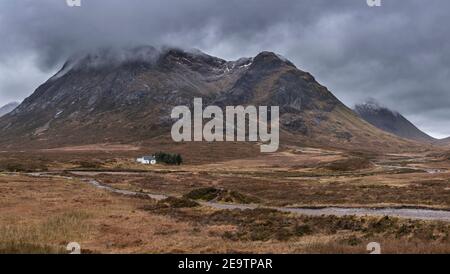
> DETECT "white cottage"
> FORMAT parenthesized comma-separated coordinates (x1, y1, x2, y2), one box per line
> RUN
(136, 156, 157, 165)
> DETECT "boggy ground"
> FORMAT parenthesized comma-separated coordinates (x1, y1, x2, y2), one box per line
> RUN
(0, 145, 450, 253)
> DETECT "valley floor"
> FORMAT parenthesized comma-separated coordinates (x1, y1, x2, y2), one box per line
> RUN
(0, 146, 449, 253)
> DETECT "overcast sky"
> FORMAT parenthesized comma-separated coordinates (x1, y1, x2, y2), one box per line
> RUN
(0, 0, 449, 138)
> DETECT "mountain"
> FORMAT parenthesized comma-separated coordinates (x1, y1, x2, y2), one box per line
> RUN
(0, 46, 418, 152)
(0, 102, 19, 118)
(354, 100, 435, 143)
(437, 137, 450, 146)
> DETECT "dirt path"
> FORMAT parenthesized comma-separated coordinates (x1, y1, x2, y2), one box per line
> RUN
(79, 177, 450, 222)
(24, 170, 450, 222)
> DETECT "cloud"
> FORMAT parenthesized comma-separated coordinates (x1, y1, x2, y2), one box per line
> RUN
(0, 0, 449, 138)
(0, 53, 50, 104)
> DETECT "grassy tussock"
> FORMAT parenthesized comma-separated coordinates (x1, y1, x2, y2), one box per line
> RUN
(184, 187, 260, 204)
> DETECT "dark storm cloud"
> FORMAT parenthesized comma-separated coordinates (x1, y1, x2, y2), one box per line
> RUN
(0, 0, 450, 137)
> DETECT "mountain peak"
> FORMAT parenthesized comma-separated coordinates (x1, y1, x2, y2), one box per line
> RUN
(52, 46, 233, 80)
(51, 46, 162, 79)
(52, 47, 299, 82)
(355, 100, 399, 117)
(0, 102, 19, 117)
(354, 101, 434, 142)
(160, 47, 228, 68)
(252, 51, 296, 69)
(73, 46, 160, 67)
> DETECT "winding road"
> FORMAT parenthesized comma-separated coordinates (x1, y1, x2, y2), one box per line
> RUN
(24, 169, 450, 222)
(78, 177, 450, 222)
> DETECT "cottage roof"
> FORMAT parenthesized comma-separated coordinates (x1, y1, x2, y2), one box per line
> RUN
(142, 156, 155, 160)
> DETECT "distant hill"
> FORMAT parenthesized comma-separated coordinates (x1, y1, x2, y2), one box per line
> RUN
(354, 100, 435, 143)
(0, 102, 19, 118)
(437, 137, 450, 146)
(0, 46, 418, 152)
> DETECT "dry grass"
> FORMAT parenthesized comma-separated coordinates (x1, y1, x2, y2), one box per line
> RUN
(304, 239, 450, 254)
(2, 173, 448, 254)
(142, 203, 449, 245)
(0, 147, 449, 254)
(0, 211, 92, 254)
(0, 174, 333, 253)
(92, 156, 450, 209)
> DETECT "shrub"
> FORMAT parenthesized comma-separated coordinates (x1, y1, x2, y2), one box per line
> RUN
(294, 224, 313, 236)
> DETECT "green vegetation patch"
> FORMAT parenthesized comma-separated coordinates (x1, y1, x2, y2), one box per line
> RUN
(155, 152, 183, 165)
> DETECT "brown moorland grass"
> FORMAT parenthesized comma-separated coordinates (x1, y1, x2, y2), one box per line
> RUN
(48, 147, 447, 209)
(142, 204, 449, 244)
(92, 164, 450, 209)
(2, 173, 449, 254)
(1, 146, 450, 254)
